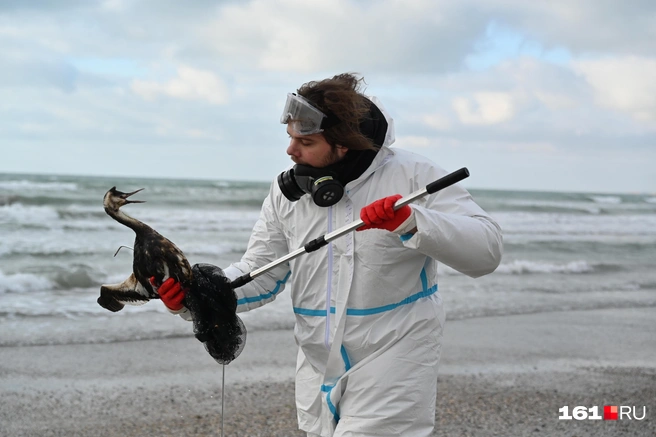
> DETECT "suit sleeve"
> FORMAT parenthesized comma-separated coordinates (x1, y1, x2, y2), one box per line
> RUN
(223, 185, 291, 313)
(401, 164, 503, 278)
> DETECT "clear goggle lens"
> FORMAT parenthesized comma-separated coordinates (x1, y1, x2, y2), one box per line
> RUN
(280, 93, 326, 135)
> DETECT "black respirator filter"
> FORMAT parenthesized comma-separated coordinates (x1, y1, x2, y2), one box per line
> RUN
(277, 165, 344, 207)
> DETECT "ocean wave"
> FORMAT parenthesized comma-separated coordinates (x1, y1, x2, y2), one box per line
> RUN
(53, 267, 99, 289)
(494, 212, 656, 236)
(0, 264, 111, 293)
(0, 206, 260, 241)
(496, 202, 605, 215)
(0, 270, 55, 293)
(495, 260, 597, 275)
(504, 239, 656, 254)
(0, 194, 20, 206)
(0, 187, 266, 210)
(489, 197, 656, 215)
(437, 260, 602, 276)
(443, 300, 656, 322)
(589, 195, 622, 204)
(0, 179, 78, 191)
(0, 202, 126, 231)
(183, 242, 247, 257)
(0, 235, 112, 258)
(0, 247, 107, 259)
(0, 203, 59, 225)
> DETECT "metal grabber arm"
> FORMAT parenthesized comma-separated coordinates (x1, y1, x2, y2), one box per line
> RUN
(230, 167, 470, 289)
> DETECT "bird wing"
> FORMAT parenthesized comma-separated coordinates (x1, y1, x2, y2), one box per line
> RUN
(98, 273, 151, 312)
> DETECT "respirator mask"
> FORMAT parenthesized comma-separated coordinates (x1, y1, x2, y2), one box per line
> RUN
(277, 165, 344, 207)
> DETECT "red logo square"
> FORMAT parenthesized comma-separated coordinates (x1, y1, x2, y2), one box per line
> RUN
(604, 405, 618, 420)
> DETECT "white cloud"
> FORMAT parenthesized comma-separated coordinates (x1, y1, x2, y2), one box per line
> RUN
(131, 66, 229, 105)
(491, 140, 556, 153)
(200, 0, 488, 74)
(413, 55, 650, 139)
(395, 135, 435, 149)
(532, 90, 576, 110)
(481, 0, 656, 56)
(572, 56, 656, 123)
(452, 92, 514, 125)
(422, 113, 453, 131)
(102, 0, 126, 12)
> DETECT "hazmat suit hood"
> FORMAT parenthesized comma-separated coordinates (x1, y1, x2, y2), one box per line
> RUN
(322, 96, 396, 187)
(361, 96, 395, 149)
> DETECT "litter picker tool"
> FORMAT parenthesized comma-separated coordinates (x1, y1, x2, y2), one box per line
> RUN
(231, 167, 470, 289)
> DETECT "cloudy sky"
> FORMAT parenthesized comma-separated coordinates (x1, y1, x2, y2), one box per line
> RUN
(1, 0, 655, 193)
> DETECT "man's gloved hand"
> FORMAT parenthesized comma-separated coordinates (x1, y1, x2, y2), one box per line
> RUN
(358, 194, 417, 235)
(150, 277, 186, 311)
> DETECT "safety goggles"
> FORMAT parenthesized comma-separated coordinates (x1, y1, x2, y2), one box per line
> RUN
(280, 93, 328, 135)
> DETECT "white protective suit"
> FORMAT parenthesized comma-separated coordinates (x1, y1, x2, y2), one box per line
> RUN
(222, 102, 503, 436)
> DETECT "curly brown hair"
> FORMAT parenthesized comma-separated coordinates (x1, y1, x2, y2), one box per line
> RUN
(296, 73, 377, 151)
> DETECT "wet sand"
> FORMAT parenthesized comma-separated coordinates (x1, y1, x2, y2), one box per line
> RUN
(1, 307, 654, 436)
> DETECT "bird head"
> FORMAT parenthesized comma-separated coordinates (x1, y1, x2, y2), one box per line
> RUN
(103, 187, 145, 212)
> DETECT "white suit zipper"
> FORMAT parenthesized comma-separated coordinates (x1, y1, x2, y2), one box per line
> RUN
(325, 206, 333, 349)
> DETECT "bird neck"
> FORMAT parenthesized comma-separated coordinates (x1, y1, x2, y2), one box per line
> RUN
(106, 207, 148, 233)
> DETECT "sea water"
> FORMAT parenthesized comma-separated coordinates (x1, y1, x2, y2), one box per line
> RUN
(1, 172, 655, 347)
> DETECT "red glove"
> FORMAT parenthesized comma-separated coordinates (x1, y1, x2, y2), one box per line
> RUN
(358, 194, 415, 234)
(150, 277, 186, 311)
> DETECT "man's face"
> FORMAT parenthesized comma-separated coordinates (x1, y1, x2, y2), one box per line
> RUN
(286, 125, 347, 168)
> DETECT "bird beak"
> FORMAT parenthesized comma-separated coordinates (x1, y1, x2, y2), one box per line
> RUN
(121, 188, 145, 204)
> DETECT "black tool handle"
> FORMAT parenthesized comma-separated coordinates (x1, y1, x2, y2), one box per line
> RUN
(426, 167, 470, 195)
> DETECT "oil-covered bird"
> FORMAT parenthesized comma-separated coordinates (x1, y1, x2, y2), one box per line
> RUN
(98, 187, 246, 364)
(98, 187, 193, 311)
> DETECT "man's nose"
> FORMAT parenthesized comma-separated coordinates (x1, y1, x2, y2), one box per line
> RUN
(286, 140, 299, 156)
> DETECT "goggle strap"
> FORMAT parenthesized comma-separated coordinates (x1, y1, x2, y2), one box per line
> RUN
(320, 110, 341, 130)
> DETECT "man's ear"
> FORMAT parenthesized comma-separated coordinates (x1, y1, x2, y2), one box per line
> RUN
(336, 144, 348, 159)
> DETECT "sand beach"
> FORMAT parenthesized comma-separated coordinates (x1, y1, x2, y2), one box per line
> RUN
(2, 307, 654, 437)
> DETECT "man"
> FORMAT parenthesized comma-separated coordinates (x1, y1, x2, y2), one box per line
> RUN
(157, 73, 503, 436)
